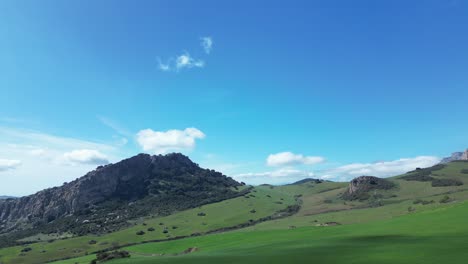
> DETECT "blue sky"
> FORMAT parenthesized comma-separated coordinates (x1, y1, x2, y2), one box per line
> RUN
(1, 0, 468, 195)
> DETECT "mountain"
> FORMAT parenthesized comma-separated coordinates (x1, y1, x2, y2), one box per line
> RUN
(1, 160, 468, 264)
(289, 178, 325, 185)
(0, 153, 242, 236)
(440, 149, 468, 163)
(0, 196, 16, 200)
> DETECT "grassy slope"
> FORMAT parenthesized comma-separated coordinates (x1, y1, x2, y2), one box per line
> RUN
(0, 186, 295, 264)
(55, 201, 468, 264)
(5, 161, 468, 264)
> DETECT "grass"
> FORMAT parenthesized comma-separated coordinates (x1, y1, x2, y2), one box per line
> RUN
(53, 201, 468, 264)
(0, 186, 295, 264)
(3, 161, 468, 264)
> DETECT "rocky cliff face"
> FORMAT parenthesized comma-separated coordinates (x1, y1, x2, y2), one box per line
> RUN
(342, 176, 395, 200)
(440, 150, 468, 163)
(0, 153, 241, 234)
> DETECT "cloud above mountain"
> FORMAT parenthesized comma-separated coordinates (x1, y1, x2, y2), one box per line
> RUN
(0, 159, 22, 172)
(136, 128, 206, 154)
(267, 152, 325, 167)
(63, 149, 109, 165)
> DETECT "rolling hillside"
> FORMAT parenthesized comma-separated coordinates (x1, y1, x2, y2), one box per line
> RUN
(1, 161, 468, 264)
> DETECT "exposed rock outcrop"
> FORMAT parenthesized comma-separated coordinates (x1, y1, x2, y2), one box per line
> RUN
(0, 153, 241, 234)
(342, 176, 395, 200)
(440, 149, 468, 163)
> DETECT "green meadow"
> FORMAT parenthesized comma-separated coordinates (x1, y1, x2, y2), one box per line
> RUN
(54, 201, 468, 264)
(2, 161, 468, 264)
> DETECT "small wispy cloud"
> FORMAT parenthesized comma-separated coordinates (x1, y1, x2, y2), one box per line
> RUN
(176, 53, 205, 70)
(200, 37, 213, 54)
(157, 52, 204, 72)
(158, 59, 171, 72)
(157, 36, 212, 72)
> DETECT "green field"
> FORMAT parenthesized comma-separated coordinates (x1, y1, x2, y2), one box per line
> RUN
(2, 161, 468, 264)
(0, 186, 295, 264)
(53, 201, 468, 264)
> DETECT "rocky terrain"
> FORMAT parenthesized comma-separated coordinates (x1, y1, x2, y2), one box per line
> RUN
(440, 149, 468, 163)
(342, 176, 395, 201)
(0, 153, 242, 236)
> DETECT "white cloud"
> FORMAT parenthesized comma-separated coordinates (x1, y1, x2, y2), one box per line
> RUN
(200, 37, 213, 54)
(136, 127, 206, 154)
(63, 149, 109, 165)
(0, 159, 22, 172)
(267, 152, 325, 167)
(233, 155, 441, 185)
(157, 53, 205, 72)
(158, 58, 171, 72)
(0, 126, 122, 195)
(235, 168, 314, 178)
(321, 156, 441, 181)
(233, 167, 315, 185)
(175, 53, 204, 70)
(28, 148, 46, 156)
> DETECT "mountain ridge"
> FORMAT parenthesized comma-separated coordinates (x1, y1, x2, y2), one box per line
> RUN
(0, 153, 242, 236)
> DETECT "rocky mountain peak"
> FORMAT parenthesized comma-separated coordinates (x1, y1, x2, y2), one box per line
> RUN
(440, 149, 468, 163)
(0, 153, 241, 234)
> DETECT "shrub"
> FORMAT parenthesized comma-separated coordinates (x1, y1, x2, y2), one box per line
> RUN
(21, 247, 32, 253)
(136, 231, 145, 235)
(88, 240, 97, 245)
(147, 227, 155, 232)
(431, 179, 463, 187)
(413, 199, 434, 205)
(439, 195, 452, 203)
(401, 174, 434, 182)
(93, 250, 130, 263)
(250, 209, 257, 213)
(461, 169, 468, 174)
(163, 229, 168, 234)
(197, 212, 206, 216)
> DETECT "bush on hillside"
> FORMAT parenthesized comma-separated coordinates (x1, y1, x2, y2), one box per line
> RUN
(91, 250, 130, 263)
(431, 179, 463, 187)
(460, 169, 468, 174)
(21, 247, 32, 253)
(401, 174, 434, 182)
(413, 199, 435, 205)
(439, 195, 453, 204)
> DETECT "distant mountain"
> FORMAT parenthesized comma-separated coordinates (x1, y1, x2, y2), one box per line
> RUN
(440, 149, 468, 163)
(0, 196, 15, 200)
(0, 153, 242, 236)
(289, 178, 325, 185)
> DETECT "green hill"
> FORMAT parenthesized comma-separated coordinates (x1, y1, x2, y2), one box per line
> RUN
(1, 161, 468, 264)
